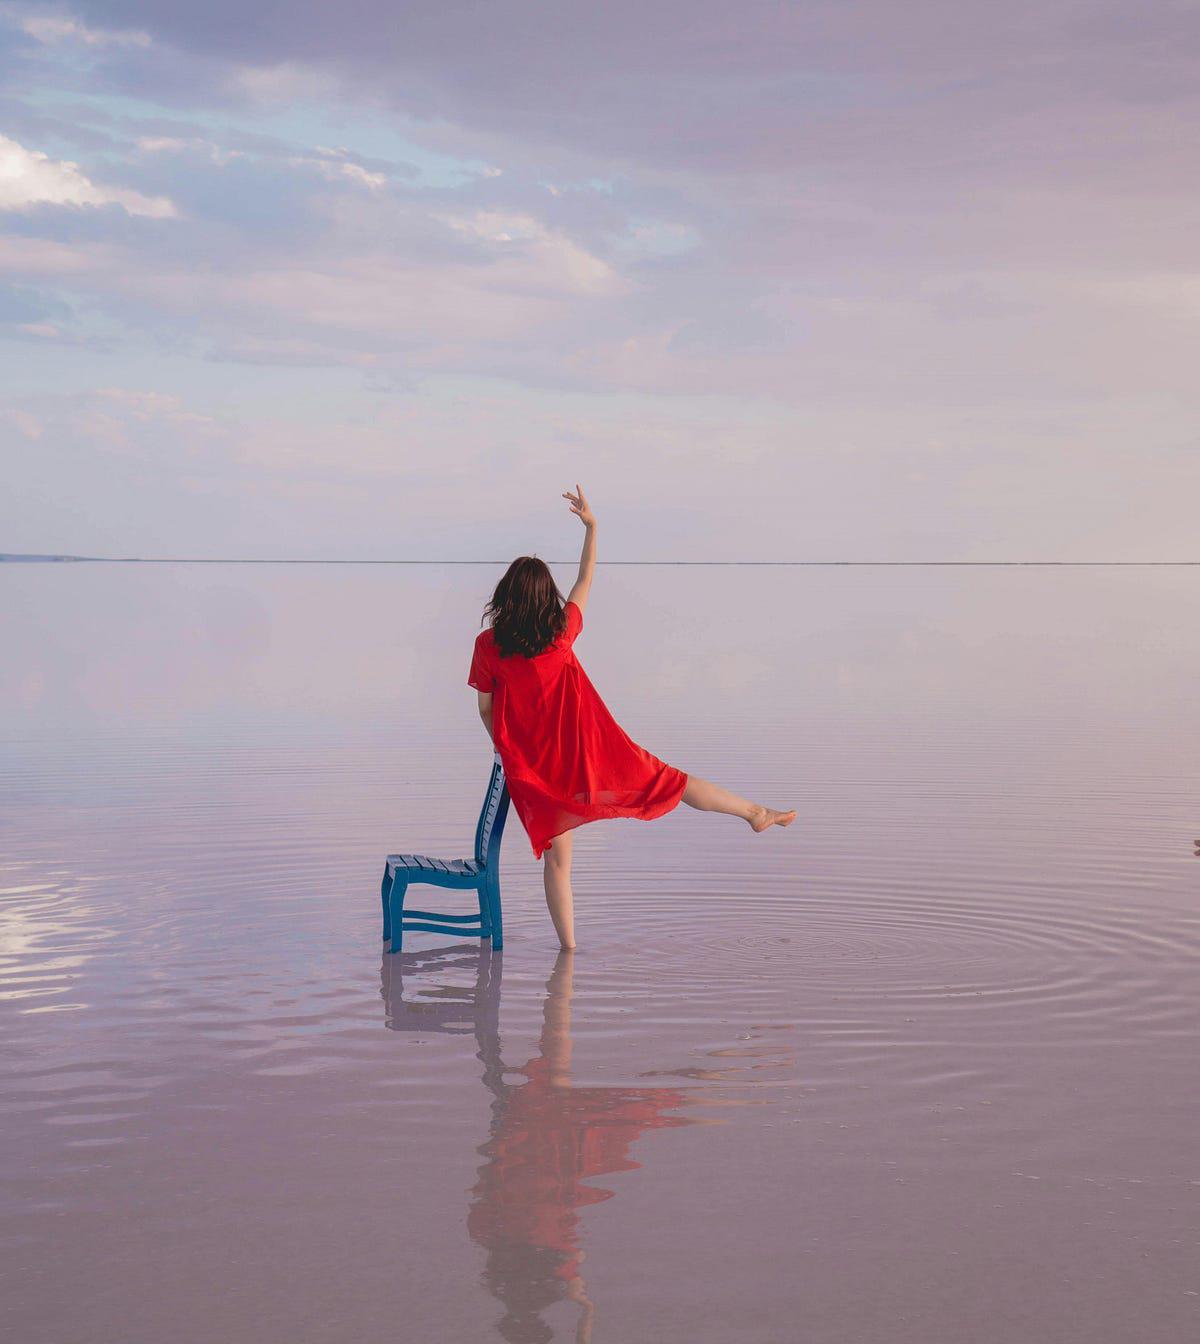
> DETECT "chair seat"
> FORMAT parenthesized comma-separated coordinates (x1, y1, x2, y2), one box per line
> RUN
(388, 854, 480, 876)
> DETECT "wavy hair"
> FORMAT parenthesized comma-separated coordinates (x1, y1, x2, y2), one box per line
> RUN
(482, 556, 567, 659)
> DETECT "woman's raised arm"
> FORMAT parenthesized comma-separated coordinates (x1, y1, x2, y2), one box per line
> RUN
(563, 484, 596, 615)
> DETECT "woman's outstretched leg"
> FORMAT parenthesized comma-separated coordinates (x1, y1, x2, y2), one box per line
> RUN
(682, 775, 797, 833)
(543, 829, 577, 950)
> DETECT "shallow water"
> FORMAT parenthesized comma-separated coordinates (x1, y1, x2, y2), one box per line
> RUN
(2, 563, 1198, 1343)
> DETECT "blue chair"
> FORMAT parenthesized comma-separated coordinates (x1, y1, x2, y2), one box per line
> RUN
(382, 755, 511, 953)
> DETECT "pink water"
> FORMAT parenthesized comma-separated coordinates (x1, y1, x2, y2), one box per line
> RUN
(2, 564, 1197, 1342)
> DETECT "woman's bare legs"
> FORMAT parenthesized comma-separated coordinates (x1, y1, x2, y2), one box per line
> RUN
(543, 829, 577, 950)
(682, 775, 797, 832)
(542, 779, 791, 947)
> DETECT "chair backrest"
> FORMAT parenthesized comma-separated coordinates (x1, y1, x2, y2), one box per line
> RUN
(474, 754, 511, 871)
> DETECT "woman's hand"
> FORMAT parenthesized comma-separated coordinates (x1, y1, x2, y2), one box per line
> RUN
(566, 484, 596, 613)
(563, 484, 595, 529)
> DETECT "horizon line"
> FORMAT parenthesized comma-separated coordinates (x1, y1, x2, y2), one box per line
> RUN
(3, 556, 1200, 568)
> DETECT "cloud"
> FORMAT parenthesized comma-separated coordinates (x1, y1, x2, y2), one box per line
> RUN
(0, 235, 105, 274)
(2, 405, 43, 439)
(290, 147, 387, 190)
(136, 134, 247, 166)
(15, 10, 150, 48)
(225, 59, 341, 105)
(438, 210, 623, 296)
(1, 0, 1198, 559)
(0, 184, 636, 371)
(0, 134, 177, 216)
(58, 0, 1200, 185)
(0, 385, 221, 460)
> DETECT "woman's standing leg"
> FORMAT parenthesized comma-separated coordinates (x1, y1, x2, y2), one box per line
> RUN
(543, 830, 577, 950)
(682, 775, 797, 832)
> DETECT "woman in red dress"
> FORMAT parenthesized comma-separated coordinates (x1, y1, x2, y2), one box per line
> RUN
(468, 485, 796, 950)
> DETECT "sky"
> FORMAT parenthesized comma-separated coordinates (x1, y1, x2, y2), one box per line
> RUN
(1, 1, 1197, 561)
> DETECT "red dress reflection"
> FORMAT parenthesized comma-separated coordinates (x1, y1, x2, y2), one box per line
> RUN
(466, 955, 689, 1343)
(469, 1054, 688, 1286)
(382, 946, 692, 1343)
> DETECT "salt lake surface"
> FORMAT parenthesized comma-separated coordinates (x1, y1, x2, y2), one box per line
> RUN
(2, 563, 1197, 1343)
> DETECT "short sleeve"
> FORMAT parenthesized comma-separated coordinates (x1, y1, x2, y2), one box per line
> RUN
(467, 632, 496, 692)
(564, 600, 583, 645)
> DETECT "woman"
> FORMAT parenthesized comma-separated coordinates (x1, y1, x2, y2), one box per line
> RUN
(468, 485, 796, 950)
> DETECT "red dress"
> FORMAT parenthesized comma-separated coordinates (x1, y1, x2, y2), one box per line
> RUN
(467, 600, 688, 858)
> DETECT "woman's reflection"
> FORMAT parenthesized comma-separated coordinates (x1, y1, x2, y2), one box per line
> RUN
(381, 945, 690, 1343)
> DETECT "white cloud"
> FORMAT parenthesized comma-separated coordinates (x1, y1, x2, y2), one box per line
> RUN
(439, 210, 621, 296)
(137, 135, 247, 167)
(137, 135, 383, 185)
(0, 135, 178, 218)
(292, 149, 387, 189)
(17, 12, 150, 47)
(331, 161, 386, 189)
(228, 61, 340, 104)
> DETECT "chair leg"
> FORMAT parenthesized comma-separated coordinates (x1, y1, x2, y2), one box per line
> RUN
(487, 875, 503, 951)
(387, 878, 409, 954)
(475, 882, 491, 940)
(381, 865, 394, 942)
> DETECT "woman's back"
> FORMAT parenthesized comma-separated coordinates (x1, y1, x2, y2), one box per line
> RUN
(468, 593, 687, 860)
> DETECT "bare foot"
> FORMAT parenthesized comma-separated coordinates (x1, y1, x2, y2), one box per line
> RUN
(747, 805, 798, 833)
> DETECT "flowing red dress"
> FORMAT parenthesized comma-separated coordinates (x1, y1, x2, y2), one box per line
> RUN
(467, 600, 688, 858)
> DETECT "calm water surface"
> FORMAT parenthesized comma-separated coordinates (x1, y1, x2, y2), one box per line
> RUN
(2, 564, 1197, 1343)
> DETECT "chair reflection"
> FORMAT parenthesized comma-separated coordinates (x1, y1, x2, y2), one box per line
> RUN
(381, 945, 691, 1343)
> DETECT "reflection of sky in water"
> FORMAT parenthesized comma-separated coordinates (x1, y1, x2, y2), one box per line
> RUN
(2, 564, 1198, 1342)
(5, 561, 1199, 737)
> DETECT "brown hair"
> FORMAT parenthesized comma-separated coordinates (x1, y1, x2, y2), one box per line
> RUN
(482, 556, 566, 658)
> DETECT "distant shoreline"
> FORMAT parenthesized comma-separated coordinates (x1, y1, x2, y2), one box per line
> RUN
(3, 555, 1198, 567)
(0, 554, 91, 563)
